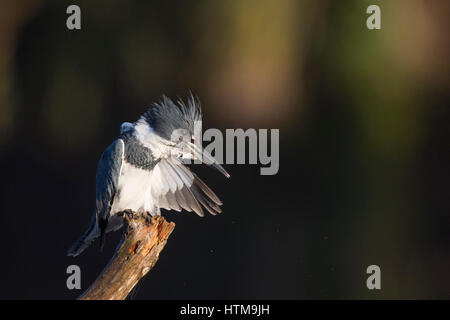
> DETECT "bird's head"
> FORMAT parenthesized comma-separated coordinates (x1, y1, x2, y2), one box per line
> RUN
(120, 122, 134, 135)
(139, 94, 230, 178)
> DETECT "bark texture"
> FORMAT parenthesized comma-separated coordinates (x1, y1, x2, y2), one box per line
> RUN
(79, 214, 175, 300)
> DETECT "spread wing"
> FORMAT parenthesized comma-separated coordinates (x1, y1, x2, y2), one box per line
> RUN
(95, 139, 124, 224)
(149, 157, 222, 216)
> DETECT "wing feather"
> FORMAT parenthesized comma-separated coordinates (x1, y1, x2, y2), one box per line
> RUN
(183, 186, 204, 217)
(174, 189, 190, 211)
(95, 139, 124, 222)
(153, 164, 169, 194)
(149, 158, 221, 216)
(192, 173, 222, 205)
(162, 160, 183, 191)
(165, 191, 181, 211)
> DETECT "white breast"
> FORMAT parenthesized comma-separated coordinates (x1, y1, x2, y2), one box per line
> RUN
(111, 161, 155, 214)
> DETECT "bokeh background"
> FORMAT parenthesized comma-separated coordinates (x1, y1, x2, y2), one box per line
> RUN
(0, 0, 449, 299)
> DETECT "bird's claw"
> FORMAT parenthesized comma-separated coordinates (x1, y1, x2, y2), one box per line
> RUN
(118, 209, 135, 219)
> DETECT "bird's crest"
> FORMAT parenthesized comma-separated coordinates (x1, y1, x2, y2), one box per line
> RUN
(142, 93, 202, 140)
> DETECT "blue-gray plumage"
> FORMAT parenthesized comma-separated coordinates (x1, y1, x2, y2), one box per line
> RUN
(121, 132, 158, 171)
(68, 94, 229, 257)
(96, 139, 123, 222)
(143, 95, 201, 140)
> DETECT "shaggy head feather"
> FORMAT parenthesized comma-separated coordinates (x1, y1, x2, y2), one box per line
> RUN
(142, 94, 202, 141)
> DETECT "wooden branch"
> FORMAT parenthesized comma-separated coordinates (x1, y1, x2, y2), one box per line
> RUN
(79, 214, 175, 300)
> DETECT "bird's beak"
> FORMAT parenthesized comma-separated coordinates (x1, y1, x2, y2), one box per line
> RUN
(209, 160, 231, 178)
(186, 142, 230, 178)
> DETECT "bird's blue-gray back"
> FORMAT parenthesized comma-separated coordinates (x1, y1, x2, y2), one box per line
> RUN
(95, 139, 124, 222)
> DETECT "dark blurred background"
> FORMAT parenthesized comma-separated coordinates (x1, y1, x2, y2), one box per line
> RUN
(0, 0, 449, 299)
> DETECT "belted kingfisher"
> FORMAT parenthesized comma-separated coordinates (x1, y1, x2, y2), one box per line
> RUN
(68, 94, 229, 257)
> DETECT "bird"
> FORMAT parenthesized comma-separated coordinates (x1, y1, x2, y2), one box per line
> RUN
(67, 94, 229, 257)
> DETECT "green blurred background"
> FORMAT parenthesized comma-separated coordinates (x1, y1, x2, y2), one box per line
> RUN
(0, 0, 448, 299)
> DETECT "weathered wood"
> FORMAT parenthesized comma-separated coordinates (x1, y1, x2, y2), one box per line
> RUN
(79, 214, 175, 300)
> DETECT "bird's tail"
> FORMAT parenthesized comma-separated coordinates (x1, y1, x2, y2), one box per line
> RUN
(67, 214, 100, 257)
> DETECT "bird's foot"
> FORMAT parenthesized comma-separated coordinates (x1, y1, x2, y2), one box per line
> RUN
(143, 211, 153, 223)
(119, 210, 154, 223)
(118, 209, 135, 219)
